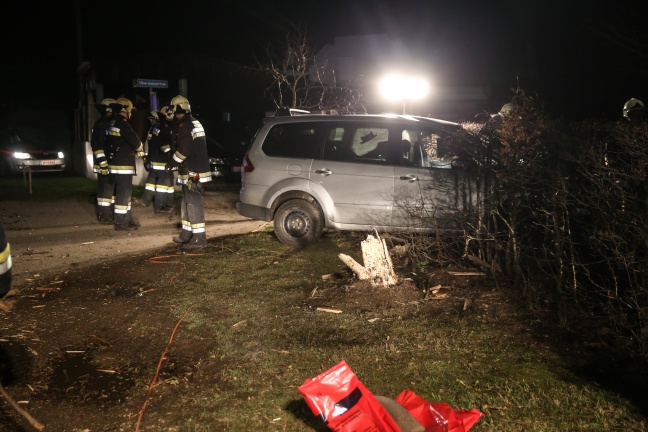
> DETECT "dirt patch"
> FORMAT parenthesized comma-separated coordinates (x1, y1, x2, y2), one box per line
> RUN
(0, 231, 513, 431)
(1, 181, 266, 286)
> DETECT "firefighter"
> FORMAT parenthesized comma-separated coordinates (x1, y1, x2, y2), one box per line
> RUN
(106, 97, 146, 231)
(91, 98, 117, 224)
(0, 222, 12, 302)
(165, 95, 212, 249)
(132, 110, 159, 208)
(137, 107, 175, 212)
(623, 98, 645, 122)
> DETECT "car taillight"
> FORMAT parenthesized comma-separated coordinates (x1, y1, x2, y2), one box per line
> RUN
(243, 154, 254, 172)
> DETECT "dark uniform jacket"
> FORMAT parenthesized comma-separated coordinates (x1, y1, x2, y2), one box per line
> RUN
(0, 222, 12, 299)
(146, 120, 172, 171)
(90, 114, 112, 173)
(106, 114, 144, 175)
(170, 114, 212, 184)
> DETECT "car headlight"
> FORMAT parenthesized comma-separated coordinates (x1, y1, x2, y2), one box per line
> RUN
(13, 152, 31, 159)
(58, 152, 64, 159)
(209, 157, 225, 164)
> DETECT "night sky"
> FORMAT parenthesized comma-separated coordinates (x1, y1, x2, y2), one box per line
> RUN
(6, 0, 648, 121)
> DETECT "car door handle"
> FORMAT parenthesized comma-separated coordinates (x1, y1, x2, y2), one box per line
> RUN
(399, 174, 418, 183)
(315, 169, 333, 176)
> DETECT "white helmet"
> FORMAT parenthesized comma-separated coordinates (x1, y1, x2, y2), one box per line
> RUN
(170, 95, 191, 114)
(623, 98, 645, 118)
(98, 98, 116, 113)
(498, 103, 515, 117)
(115, 98, 135, 114)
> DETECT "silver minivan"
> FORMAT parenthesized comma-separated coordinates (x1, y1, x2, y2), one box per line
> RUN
(236, 114, 477, 248)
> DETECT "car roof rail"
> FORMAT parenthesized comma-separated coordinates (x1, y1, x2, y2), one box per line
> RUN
(274, 107, 311, 117)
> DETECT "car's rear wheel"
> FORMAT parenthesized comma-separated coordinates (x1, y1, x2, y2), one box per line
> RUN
(274, 199, 324, 249)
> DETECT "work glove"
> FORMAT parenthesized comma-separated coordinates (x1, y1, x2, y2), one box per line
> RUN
(99, 160, 109, 176)
(187, 178, 204, 193)
(187, 173, 203, 193)
(136, 151, 146, 158)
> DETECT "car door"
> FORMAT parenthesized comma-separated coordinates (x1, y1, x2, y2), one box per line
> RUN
(311, 124, 394, 227)
(392, 127, 477, 230)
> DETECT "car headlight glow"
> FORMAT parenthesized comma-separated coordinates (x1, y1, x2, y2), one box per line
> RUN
(209, 157, 225, 164)
(58, 152, 64, 159)
(13, 152, 31, 159)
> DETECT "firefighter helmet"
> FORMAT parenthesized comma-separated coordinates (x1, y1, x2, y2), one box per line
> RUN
(115, 98, 135, 114)
(170, 95, 191, 114)
(623, 98, 645, 118)
(97, 98, 117, 113)
(160, 105, 174, 121)
(148, 110, 160, 121)
(498, 103, 515, 117)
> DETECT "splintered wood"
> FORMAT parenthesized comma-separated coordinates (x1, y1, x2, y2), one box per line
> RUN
(338, 232, 398, 287)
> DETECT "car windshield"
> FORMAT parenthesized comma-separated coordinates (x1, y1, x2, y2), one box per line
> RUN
(0, 131, 44, 150)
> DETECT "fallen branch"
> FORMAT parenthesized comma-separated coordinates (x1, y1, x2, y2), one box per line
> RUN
(447, 271, 485, 276)
(316, 307, 342, 314)
(136, 304, 194, 431)
(465, 254, 501, 273)
(148, 254, 182, 264)
(232, 319, 247, 328)
(0, 382, 44, 431)
(0, 289, 20, 312)
(338, 254, 369, 280)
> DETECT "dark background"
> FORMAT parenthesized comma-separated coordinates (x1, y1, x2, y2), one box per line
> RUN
(4, 0, 648, 132)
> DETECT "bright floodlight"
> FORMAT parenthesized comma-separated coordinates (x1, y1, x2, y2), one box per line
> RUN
(379, 74, 430, 101)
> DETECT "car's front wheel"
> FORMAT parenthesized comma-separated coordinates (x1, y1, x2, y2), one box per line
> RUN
(274, 199, 324, 249)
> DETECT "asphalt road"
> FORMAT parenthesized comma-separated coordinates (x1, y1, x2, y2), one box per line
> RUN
(1, 183, 267, 287)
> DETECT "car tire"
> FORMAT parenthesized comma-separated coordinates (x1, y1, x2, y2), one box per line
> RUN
(274, 199, 324, 249)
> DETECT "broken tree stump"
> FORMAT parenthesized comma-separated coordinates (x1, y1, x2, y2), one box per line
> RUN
(339, 231, 398, 287)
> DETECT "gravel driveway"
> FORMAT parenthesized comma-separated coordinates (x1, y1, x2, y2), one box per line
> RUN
(1, 183, 267, 286)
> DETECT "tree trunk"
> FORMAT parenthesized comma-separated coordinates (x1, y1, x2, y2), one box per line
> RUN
(339, 232, 398, 287)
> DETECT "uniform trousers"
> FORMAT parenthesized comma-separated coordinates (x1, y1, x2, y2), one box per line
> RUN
(97, 173, 114, 219)
(179, 183, 207, 244)
(142, 170, 175, 210)
(113, 174, 135, 226)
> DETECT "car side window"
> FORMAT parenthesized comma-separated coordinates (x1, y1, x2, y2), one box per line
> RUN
(319, 125, 436, 167)
(321, 127, 355, 161)
(401, 128, 456, 169)
(319, 125, 392, 165)
(350, 127, 389, 160)
(262, 123, 321, 158)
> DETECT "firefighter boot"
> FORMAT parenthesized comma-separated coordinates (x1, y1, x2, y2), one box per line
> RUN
(173, 232, 192, 244)
(183, 234, 207, 250)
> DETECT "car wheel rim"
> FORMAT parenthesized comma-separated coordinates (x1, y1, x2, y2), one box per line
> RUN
(284, 210, 311, 238)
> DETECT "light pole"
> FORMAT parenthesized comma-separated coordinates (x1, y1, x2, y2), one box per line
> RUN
(379, 74, 430, 115)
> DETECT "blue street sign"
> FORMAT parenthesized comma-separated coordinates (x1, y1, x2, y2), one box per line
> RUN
(133, 78, 168, 89)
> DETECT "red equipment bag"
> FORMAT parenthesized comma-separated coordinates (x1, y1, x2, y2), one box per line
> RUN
(395, 390, 485, 432)
(298, 360, 403, 432)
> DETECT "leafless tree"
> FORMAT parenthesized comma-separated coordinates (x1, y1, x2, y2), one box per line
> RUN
(253, 27, 366, 114)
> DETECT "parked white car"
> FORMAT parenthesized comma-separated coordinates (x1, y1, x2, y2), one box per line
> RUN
(237, 114, 477, 248)
(0, 128, 66, 176)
